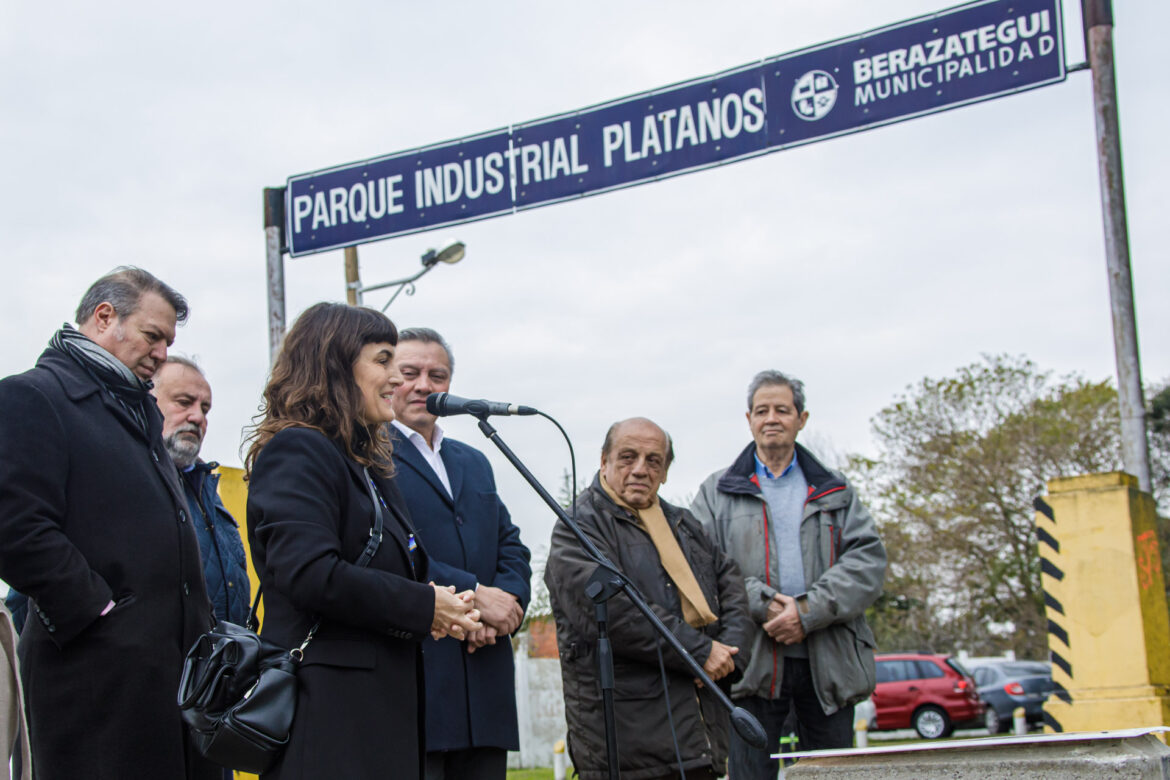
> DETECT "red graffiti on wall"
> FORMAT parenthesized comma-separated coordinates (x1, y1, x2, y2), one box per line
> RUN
(1135, 529, 1160, 593)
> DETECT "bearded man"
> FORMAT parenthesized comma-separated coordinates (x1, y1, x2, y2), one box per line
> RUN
(152, 356, 250, 626)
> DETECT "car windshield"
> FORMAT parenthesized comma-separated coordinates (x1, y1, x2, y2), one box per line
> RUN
(945, 658, 972, 677)
(999, 662, 1050, 676)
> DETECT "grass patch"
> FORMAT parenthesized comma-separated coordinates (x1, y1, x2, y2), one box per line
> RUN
(507, 770, 554, 780)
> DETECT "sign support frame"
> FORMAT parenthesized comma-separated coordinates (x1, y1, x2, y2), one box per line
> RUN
(263, 0, 1153, 488)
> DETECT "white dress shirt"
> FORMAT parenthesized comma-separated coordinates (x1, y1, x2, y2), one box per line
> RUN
(392, 419, 453, 498)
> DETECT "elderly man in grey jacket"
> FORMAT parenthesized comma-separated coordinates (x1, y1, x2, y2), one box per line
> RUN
(691, 371, 886, 779)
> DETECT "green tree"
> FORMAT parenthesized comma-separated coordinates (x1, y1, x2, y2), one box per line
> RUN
(1151, 384, 1170, 437)
(852, 355, 1168, 658)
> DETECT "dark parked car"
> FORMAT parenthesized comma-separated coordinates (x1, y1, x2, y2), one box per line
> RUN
(969, 660, 1054, 733)
(871, 653, 985, 739)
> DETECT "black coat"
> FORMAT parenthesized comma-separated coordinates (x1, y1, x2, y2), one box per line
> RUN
(545, 475, 753, 780)
(390, 428, 531, 752)
(0, 348, 217, 780)
(246, 427, 435, 780)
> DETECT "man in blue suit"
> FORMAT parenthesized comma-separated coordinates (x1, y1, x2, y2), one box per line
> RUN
(390, 327, 532, 780)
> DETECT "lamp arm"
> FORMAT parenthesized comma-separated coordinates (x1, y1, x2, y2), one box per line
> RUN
(357, 262, 436, 296)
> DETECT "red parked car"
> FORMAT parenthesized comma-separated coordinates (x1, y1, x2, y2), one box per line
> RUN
(871, 653, 985, 739)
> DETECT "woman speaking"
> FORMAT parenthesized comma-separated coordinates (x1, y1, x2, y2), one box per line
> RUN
(244, 302, 481, 779)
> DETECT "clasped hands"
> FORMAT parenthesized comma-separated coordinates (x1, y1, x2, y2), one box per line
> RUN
(692, 594, 804, 687)
(430, 583, 480, 641)
(762, 593, 806, 645)
(694, 594, 804, 688)
(428, 582, 523, 650)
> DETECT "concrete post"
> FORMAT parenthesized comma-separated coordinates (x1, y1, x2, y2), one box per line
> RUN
(1014, 707, 1028, 736)
(855, 719, 869, 748)
(1036, 473, 1170, 738)
(553, 740, 567, 780)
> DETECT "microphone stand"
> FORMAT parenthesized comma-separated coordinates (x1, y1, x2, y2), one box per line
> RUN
(472, 417, 767, 779)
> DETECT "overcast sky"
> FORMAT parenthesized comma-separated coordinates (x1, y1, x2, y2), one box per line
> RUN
(2, 0, 1166, 555)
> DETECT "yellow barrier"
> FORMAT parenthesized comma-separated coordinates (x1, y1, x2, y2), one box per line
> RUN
(213, 466, 261, 780)
(1037, 472, 1170, 740)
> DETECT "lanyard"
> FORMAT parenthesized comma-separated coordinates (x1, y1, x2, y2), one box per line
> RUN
(367, 473, 416, 575)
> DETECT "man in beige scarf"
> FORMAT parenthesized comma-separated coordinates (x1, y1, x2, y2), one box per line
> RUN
(546, 418, 752, 780)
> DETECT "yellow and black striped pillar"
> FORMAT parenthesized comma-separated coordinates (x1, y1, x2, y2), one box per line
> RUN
(1035, 472, 1170, 739)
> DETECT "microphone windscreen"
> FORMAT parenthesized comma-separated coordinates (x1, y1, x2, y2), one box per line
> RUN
(731, 706, 768, 750)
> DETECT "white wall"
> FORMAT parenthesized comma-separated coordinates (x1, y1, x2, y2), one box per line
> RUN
(510, 632, 570, 771)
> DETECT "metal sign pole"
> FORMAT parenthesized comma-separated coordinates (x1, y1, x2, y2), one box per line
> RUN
(264, 187, 287, 367)
(1082, 0, 1151, 491)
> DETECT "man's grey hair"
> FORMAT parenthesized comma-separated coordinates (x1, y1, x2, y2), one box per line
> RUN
(398, 327, 454, 373)
(747, 370, 806, 415)
(159, 354, 204, 376)
(75, 267, 189, 326)
(601, 418, 675, 467)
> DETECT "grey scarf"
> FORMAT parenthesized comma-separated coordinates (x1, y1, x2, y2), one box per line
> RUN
(49, 323, 153, 435)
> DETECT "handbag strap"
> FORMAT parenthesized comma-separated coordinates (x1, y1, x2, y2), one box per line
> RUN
(245, 588, 263, 632)
(356, 466, 386, 566)
(249, 466, 388, 658)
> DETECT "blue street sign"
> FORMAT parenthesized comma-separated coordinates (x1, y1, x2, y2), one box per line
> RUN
(763, 0, 1064, 151)
(285, 0, 1064, 257)
(510, 64, 769, 210)
(286, 130, 512, 257)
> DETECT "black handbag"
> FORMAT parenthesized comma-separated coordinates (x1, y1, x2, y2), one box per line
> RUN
(177, 467, 386, 773)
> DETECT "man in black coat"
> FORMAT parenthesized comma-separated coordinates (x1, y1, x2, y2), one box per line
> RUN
(545, 418, 752, 780)
(389, 327, 531, 780)
(6, 356, 252, 632)
(0, 267, 217, 780)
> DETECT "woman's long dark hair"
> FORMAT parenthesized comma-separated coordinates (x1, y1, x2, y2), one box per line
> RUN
(244, 302, 398, 476)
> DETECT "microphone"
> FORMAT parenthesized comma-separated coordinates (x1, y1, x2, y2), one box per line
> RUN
(730, 706, 768, 750)
(425, 392, 538, 418)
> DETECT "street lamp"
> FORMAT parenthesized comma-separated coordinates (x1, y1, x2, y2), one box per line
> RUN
(349, 240, 466, 312)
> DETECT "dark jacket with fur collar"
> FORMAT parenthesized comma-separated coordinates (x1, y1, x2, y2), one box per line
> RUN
(546, 474, 752, 780)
